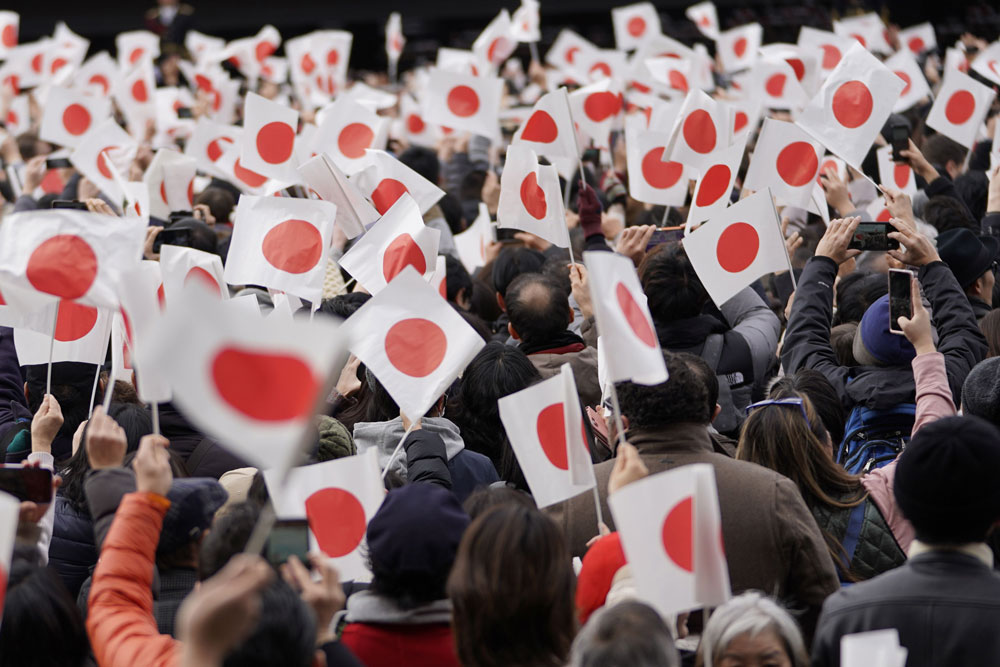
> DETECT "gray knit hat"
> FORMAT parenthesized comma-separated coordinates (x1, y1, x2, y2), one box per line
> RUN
(962, 358, 1000, 429)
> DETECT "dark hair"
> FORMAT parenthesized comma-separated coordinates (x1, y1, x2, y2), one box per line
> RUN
(319, 292, 371, 320)
(193, 186, 237, 225)
(921, 133, 968, 173)
(954, 171, 990, 222)
(468, 279, 503, 323)
(456, 306, 492, 342)
(17, 132, 41, 160)
(399, 145, 440, 185)
(639, 243, 709, 324)
(834, 273, 886, 325)
(492, 247, 546, 299)
(165, 217, 219, 254)
(678, 352, 719, 418)
(541, 255, 572, 296)
(768, 370, 847, 445)
(505, 273, 571, 348)
(462, 485, 536, 520)
(199, 502, 261, 580)
(923, 195, 974, 233)
(616, 352, 712, 429)
(222, 579, 317, 667)
(445, 254, 473, 305)
(830, 323, 859, 367)
(573, 601, 679, 667)
(438, 192, 465, 234)
(25, 363, 98, 461)
(448, 504, 576, 667)
(980, 309, 1000, 359)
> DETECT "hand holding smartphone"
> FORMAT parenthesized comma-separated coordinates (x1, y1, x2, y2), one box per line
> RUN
(848, 222, 900, 252)
(266, 519, 311, 568)
(0, 465, 54, 503)
(888, 268, 914, 335)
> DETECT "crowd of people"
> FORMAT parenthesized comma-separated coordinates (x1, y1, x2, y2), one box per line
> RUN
(1, 0, 1000, 665)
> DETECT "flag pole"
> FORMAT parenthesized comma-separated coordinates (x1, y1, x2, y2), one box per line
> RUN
(151, 402, 160, 436)
(528, 41, 540, 64)
(591, 484, 605, 529)
(101, 364, 117, 413)
(45, 302, 60, 396)
(607, 381, 629, 455)
(88, 364, 101, 419)
(769, 187, 798, 292)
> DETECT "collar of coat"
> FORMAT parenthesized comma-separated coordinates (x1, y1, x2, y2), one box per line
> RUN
(621, 422, 714, 455)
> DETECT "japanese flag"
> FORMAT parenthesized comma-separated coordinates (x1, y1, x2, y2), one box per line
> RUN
(832, 13, 892, 54)
(612, 3, 661, 52)
(15, 300, 112, 365)
(115, 60, 157, 135)
(184, 118, 242, 177)
(398, 94, 438, 148)
(111, 311, 135, 384)
(0, 210, 144, 309)
(970, 41, 1000, 86)
(39, 86, 110, 149)
(577, 50, 628, 84)
(423, 68, 503, 140)
(497, 145, 569, 248)
(69, 119, 137, 206)
(796, 43, 904, 168)
(337, 194, 441, 294)
(0, 12, 18, 57)
(666, 90, 728, 171)
(716, 23, 762, 73)
(865, 196, 893, 223)
(454, 203, 495, 273)
(686, 1, 719, 39)
(351, 149, 445, 216)
(898, 23, 936, 56)
(568, 78, 623, 149)
(885, 50, 931, 113)
(728, 97, 762, 145)
(136, 283, 343, 473)
(925, 68, 996, 149)
(313, 96, 389, 176)
(71, 52, 115, 97)
(241, 91, 300, 182)
(428, 255, 448, 300)
(625, 115, 690, 207)
(818, 154, 848, 185)
(796, 27, 854, 78)
(118, 261, 171, 403)
(116, 30, 159, 68)
(143, 149, 197, 220)
(683, 189, 789, 307)
(584, 251, 667, 385)
(511, 0, 541, 43)
(499, 364, 595, 508)
(265, 450, 384, 581)
(186, 31, 225, 64)
(687, 136, 747, 226)
(642, 56, 693, 98)
(473, 10, 517, 70)
(436, 47, 488, 78)
(225, 195, 336, 303)
(876, 145, 916, 197)
(753, 58, 808, 110)
(385, 12, 404, 65)
(545, 29, 599, 77)
(0, 491, 16, 622)
(249, 24, 281, 69)
(513, 88, 579, 160)
(310, 29, 352, 94)
(342, 266, 485, 420)
(298, 153, 376, 239)
(2, 94, 28, 137)
(609, 463, 730, 617)
(159, 245, 229, 303)
(215, 141, 272, 195)
(744, 118, 824, 209)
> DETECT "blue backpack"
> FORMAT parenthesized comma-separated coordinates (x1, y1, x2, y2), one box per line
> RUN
(836, 404, 916, 475)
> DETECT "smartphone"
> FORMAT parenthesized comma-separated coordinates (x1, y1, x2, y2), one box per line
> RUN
(0, 466, 53, 503)
(888, 268, 914, 335)
(51, 199, 89, 210)
(890, 123, 909, 162)
(176, 107, 194, 119)
(266, 519, 310, 568)
(168, 210, 194, 222)
(153, 228, 192, 254)
(45, 157, 72, 169)
(646, 226, 685, 251)
(848, 222, 900, 252)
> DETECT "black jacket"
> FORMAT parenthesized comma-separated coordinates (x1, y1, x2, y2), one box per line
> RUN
(403, 430, 452, 490)
(157, 403, 248, 479)
(782, 257, 987, 411)
(813, 550, 1000, 666)
(49, 495, 97, 599)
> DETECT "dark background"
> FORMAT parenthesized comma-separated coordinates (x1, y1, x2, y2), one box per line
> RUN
(5, 0, 999, 72)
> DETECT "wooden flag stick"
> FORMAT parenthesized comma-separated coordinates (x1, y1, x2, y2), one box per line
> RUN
(88, 364, 101, 419)
(151, 402, 160, 436)
(45, 302, 59, 396)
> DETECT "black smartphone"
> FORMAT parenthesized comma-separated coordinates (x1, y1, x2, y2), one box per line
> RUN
(153, 228, 192, 254)
(890, 123, 909, 162)
(52, 199, 89, 210)
(888, 268, 914, 335)
(0, 466, 53, 503)
(848, 222, 900, 252)
(168, 210, 193, 222)
(176, 107, 194, 119)
(646, 226, 685, 251)
(45, 157, 72, 169)
(266, 519, 310, 568)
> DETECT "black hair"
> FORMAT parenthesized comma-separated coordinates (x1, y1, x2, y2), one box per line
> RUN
(193, 186, 237, 224)
(677, 353, 719, 419)
(616, 352, 712, 429)
(445, 254, 473, 305)
(455, 306, 493, 343)
(468, 279, 503, 323)
(165, 217, 219, 254)
(462, 484, 536, 521)
(368, 552, 451, 610)
(921, 133, 968, 173)
(834, 273, 887, 325)
(639, 243, 709, 324)
(492, 247, 546, 299)
(319, 292, 371, 320)
(954, 171, 990, 223)
(25, 363, 98, 461)
(199, 501, 261, 580)
(923, 195, 975, 233)
(505, 273, 571, 348)
(769, 369, 847, 445)
(399, 146, 441, 185)
(222, 579, 317, 667)
(438, 192, 465, 234)
(541, 255, 573, 296)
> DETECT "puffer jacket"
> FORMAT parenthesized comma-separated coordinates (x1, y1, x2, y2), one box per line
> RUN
(49, 494, 97, 599)
(811, 494, 907, 584)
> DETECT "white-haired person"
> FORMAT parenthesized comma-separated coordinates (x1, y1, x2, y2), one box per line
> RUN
(696, 592, 809, 667)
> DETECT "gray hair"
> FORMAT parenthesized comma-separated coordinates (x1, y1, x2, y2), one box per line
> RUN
(569, 600, 679, 667)
(699, 592, 808, 667)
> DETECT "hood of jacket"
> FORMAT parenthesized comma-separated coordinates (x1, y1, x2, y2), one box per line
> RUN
(844, 366, 916, 410)
(353, 417, 465, 480)
(340, 589, 453, 626)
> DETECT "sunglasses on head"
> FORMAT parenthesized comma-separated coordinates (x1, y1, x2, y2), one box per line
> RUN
(744, 397, 810, 427)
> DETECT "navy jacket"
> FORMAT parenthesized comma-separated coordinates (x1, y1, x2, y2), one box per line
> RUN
(49, 494, 97, 599)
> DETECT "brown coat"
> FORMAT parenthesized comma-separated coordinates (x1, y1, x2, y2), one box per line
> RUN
(545, 422, 839, 634)
(528, 346, 602, 409)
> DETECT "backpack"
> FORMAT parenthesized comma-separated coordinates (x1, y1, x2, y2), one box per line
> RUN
(837, 403, 916, 475)
(702, 333, 752, 435)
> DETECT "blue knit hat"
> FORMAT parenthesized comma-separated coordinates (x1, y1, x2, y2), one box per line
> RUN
(852, 294, 916, 367)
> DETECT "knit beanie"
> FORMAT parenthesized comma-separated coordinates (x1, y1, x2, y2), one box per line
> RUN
(962, 358, 1000, 429)
(316, 416, 356, 461)
(852, 295, 916, 367)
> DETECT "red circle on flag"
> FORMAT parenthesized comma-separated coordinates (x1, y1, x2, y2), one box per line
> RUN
(733, 111, 749, 133)
(54, 300, 98, 342)
(131, 79, 149, 103)
(372, 178, 410, 215)
(565, 46, 580, 64)
(207, 136, 234, 162)
(30, 53, 42, 74)
(256, 121, 295, 165)
(382, 233, 426, 282)
(821, 44, 842, 69)
(716, 222, 759, 273)
(695, 164, 731, 207)
(262, 219, 324, 274)
(590, 62, 612, 78)
(305, 488, 367, 557)
(406, 113, 425, 134)
(27, 235, 98, 299)
(668, 70, 688, 92)
(384, 318, 448, 377)
(615, 282, 656, 347)
(185, 266, 222, 296)
(765, 73, 786, 97)
(300, 53, 316, 75)
(91, 75, 110, 95)
(876, 207, 891, 222)
(50, 58, 67, 74)
(188, 179, 195, 206)
(893, 163, 911, 188)
(832, 80, 873, 129)
(908, 36, 925, 53)
(945, 90, 976, 125)
(786, 58, 805, 81)
(583, 92, 620, 122)
(733, 37, 747, 58)
(97, 147, 118, 180)
(327, 49, 339, 66)
(895, 71, 912, 96)
(337, 122, 374, 159)
(447, 85, 480, 118)
(5, 111, 14, 127)
(537, 403, 569, 470)
(850, 33, 866, 47)
(776, 142, 819, 187)
(62, 104, 91, 136)
(487, 37, 509, 64)
(682, 109, 716, 154)
(211, 346, 319, 421)
(159, 181, 168, 205)
(641, 147, 683, 189)
(128, 47, 145, 65)
(255, 41, 276, 63)
(520, 172, 547, 220)
(627, 16, 647, 37)
(521, 110, 558, 143)
(661, 496, 694, 572)
(1, 24, 15, 48)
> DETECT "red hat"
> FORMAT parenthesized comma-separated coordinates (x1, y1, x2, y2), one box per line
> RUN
(575, 532, 628, 625)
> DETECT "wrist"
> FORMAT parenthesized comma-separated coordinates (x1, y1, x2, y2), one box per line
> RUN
(913, 341, 936, 355)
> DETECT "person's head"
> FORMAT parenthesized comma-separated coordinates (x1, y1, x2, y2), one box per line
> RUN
(468, 278, 503, 323)
(445, 254, 474, 309)
(164, 217, 219, 255)
(936, 228, 999, 306)
(768, 370, 846, 445)
(157, 478, 228, 570)
(222, 579, 317, 667)
(505, 273, 572, 347)
(193, 186, 237, 224)
(677, 352, 721, 424)
(616, 351, 712, 430)
(639, 242, 709, 324)
(199, 501, 260, 580)
(493, 246, 546, 303)
(448, 503, 576, 667)
(954, 170, 990, 221)
(24, 362, 98, 459)
(462, 484, 536, 520)
(921, 133, 968, 180)
(829, 323, 859, 367)
(438, 192, 465, 234)
(834, 272, 886, 325)
(570, 601, 679, 667)
(399, 145, 441, 185)
(367, 483, 469, 608)
(962, 357, 1000, 428)
(319, 292, 371, 320)
(922, 195, 974, 233)
(852, 295, 916, 367)
(980, 310, 1000, 358)
(696, 592, 809, 667)
(894, 415, 1000, 544)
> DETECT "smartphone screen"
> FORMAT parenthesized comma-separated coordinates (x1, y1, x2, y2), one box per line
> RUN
(153, 229, 192, 254)
(888, 269, 914, 334)
(848, 223, 900, 252)
(0, 466, 53, 503)
(45, 157, 73, 169)
(645, 226, 685, 251)
(266, 519, 310, 567)
(51, 200, 89, 211)
(890, 125, 909, 162)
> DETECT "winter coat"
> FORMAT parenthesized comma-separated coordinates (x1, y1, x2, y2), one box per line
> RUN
(156, 403, 248, 478)
(49, 494, 97, 599)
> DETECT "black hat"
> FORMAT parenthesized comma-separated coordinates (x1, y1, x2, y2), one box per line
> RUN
(937, 228, 1000, 289)
(158, 478, 228, 555)
(24, 362, 99, 394)
(894, 416, 1000, 544)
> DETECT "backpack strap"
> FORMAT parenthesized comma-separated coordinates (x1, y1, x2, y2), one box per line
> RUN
(701, 333, 725, 373)
(185, 438, 215, 476)
(841, 501, 867, 574)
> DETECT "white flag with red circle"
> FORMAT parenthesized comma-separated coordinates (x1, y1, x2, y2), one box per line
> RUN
(385, 12, 404, 65)
(568, 78, 623, 149)
(337, 194, 441, 295)
(643, 56, 694, 98)
(423, 68, 503, 140)
(497, 145, 569, 248)
(298, 153, 376, 239)
(184, 117, 241, 177)
(186, 31, 225, 64)
(687, 136, 747, 227)
(111, 310, 135, 384)
(265, 450, 384, 581)
(584, 251, 667, 385)
(796, 27, 853, 79)
(925, 68, 996, 149)
(511, 0, 541, 43)
(342, 266, 485, 421)
(310, 29, 353, 96)
(313, 96, 388, 175)
(609, 463, 730, 617)
(215, 141, 272, 195)
(716, 23, 762, 73)
(0, 11, 18, 58)
(796, 43, 904, 168)
(14, 300, 112, 365)
(683, 188, 789, 307)
(115, 59, 156, 134)
(832, 13, 892, 54)
(473, 10, 517, 70)
(625, 115, 690, 206)
(143, 149, 198, 220)
(513, 88, 579, 160)
(885, 50, 931, 113)
(0, 491, 17, 622)
(436, 47, 488, 78)
(398, 94, 438, 148)
(817, 154, 848, 186)
(159, 245, 229, 303)
(498, 364, 595, 508)
(240, 91, 300, 183)
(115, 30, 159, 68)
(577, 49, 628, 85)
(225, 195, 336, 303)
(970, 41, 1000, 86)
(39, 85, 110, 149)
(876, 145, 916, 197)
(728, 97, 761, 145)
(118, 261, 171, 403)
(351, 149, 445, 216)
(686, 2, 719, 39)
(69, 119, 137, 206)
(744, 118, 824, 208)
(898, 23, 936, 56)
(753, 58, 808, 110)
(545, 29, 599, 78)
(2, 94, 28, 136)
(428, 255, 448, 300)
(666, 89, 727, 171)
(612, 2, 661, 52)
(454, 203, 495, 273)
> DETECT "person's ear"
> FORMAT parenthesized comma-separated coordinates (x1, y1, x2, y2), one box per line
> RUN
(508, 322, 520, 340)
(621, 415, 629, 431)
(711, 404, 722, 423)
(568, 306, 575, 326)
(972, 275, 987, 300)
(497, 292, 506, 313)
(457, 288, 471, 310)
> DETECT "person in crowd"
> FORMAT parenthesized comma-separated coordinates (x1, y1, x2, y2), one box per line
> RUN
(936, 227, 997, 320)
(569, 600, 679, 667)
(490, 246, 546, 336)
(696, 592, 810, 667)
(767, 370, 846, 446)
(979, 309, 1000, 357)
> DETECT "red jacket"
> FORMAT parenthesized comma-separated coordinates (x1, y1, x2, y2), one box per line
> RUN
(340, 622, 460, 667)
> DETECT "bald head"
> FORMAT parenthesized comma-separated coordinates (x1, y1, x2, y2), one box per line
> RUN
(505, 273, 572, 348)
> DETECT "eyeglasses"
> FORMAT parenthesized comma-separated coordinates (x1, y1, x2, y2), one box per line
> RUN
(745, 397, 810, 427)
